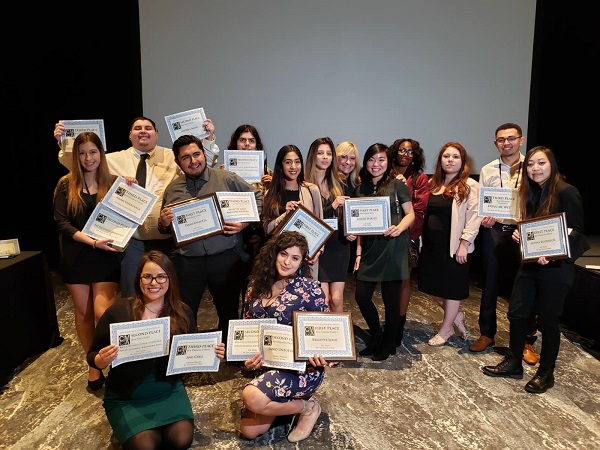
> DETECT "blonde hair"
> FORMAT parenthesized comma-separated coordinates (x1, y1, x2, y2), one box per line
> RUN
(335, 141, 361, 187)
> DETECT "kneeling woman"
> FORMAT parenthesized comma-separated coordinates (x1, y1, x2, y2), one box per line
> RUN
(218, 231, 331, 442)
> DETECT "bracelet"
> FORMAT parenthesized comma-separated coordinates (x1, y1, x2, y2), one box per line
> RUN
(92, 239, 97, 249)
(356, 254, 361, 257)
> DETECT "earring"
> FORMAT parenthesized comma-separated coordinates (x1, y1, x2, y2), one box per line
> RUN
(298, 267, 303, 276)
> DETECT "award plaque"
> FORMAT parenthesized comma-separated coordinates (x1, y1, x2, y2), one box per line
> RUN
(167, 194, 225, 246)
(292, 311, 356, 361)
(272, 203, 334, 259)
(518, 212, 571, 262)
(343, 197, 391, 235)
(478, 186, 519, 220)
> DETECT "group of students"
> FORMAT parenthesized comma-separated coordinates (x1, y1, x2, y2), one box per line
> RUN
(52, 118, 588, 448)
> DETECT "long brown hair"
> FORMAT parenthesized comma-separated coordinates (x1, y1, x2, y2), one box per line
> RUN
(54, 132, 113, 217)
(132, 250, 192, 336)
(428, 142, 471, 204)
(305, 137, 344, 198)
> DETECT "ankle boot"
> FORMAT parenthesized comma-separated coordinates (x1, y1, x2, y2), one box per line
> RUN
(359, 331, 382, 356)
(482, 352, 523, 379)
(395, 315, 407, 347)
(525, 368, 554, 394)
(372, 329, 396, 361)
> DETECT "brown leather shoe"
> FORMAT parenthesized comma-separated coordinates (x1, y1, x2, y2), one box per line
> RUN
(469, 335, 495, 352)
(522, 343, 539, 365)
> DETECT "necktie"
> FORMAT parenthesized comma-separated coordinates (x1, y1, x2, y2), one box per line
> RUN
(136, 154, 149, 188)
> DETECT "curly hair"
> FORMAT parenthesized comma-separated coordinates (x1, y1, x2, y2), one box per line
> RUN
(389, 138, 426, 175)
(246, 231, 312, 301)
(428, 142, 472, 204)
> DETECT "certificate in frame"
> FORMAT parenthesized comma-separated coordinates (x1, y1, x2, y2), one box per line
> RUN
(82, 202, 138, 251)
(223, 150, 264, 184)
(164, 107, 210, 142)
(103, 176, 158, 225)
(226, 318, 277, 361)
(59, 119, 106, 153)
(292, 311, 356, 361)
(478, 187, 519, 220)
(167, 194, 225, 247)
(166, 331, 222, 375)
(272, 204, 334, 259)
(343, 197, 391, 235)
(518, 212, 571, 262)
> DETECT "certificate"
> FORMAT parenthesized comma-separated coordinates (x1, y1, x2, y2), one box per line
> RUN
(110, 317, 170, 368)
(166, 331, 222, 375)
(478, 187, 519, 220)
(59, 119, 106, 153)
(82, 202, 138, 251)
(103, 176, 158, 225)
(215, 191, 260, 223)
(518, 212, 571, 262)
(259, 323, 306, 371)
(167, 194, 225, 246)
(273, 204, 334, 259)
(223, 150, 264, 183)
(0, 238, 20, 258)
(343, 197, 391, 235)
(293, 311, 356, 361)
(226, 318, 277, 361)
(164, 107, 210, 142)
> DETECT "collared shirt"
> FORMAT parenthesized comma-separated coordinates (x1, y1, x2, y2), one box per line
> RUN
(162, 166, 263, 256)
(479, 153, 525, 226)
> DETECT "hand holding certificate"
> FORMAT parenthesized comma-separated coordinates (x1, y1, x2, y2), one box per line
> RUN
(110, 317, 170, 367)
(164, 107, 210, 142)
(166, 194, 225, 246)
(343, 197, 391, 235)
(59, 119, 106, 153)
(518, 212, 571, 262)
(166, 331, 222, 375)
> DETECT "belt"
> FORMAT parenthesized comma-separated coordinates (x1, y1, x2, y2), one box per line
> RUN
(492, 222, 517, 232)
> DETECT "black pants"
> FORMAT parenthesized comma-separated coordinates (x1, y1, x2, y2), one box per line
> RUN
(172, 249, 247, 342)
(355, 279, 401, 346)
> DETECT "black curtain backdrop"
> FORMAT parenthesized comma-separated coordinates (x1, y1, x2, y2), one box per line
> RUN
(2, 0, 597, 269)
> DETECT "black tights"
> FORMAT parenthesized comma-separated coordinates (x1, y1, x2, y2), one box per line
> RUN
(122, 419, 194, 450)
(355, 279, 401, 346)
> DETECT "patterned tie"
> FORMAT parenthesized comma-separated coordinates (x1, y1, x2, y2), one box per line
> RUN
(136, 154, 149, 188)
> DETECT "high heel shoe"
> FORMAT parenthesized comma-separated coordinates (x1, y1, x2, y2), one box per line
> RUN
(288, 400, 321, 443)
(87, 371, 105, 392)
(453, 311, 471, 341)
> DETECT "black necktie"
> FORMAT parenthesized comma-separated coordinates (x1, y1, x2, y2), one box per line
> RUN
(136, 154, 149, 188)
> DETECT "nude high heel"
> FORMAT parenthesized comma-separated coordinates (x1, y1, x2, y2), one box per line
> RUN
(287, 399, 321, 443)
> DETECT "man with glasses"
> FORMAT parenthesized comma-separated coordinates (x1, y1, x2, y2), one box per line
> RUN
(470, 123, 539, 366)
(158, 134, 262, 341)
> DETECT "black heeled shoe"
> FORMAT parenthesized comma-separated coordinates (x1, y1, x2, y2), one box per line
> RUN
(371, 345, 395, 361)
(359, 334, 382, 357)
(87, 371, 105, 392)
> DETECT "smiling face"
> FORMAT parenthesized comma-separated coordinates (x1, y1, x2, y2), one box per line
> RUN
(275, 245, 304, 279)
(338, 152, 356, 176)
(282, 151, 302, 182)
(129, 119, 158, 152)
(441, 146, 462, 177)
(176, 142, 206, 179)
(366, 150, 388, 183)
(495, 127, 524, 164)
(78, 141, 101, 173)
(139, 261, 169, 303)
(526, 150, 551, 185)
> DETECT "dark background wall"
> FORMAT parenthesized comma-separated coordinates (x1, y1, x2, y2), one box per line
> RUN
(2, 1, 597, 270)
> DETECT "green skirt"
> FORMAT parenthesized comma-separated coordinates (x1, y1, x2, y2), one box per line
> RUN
(103, 374, 193, 444)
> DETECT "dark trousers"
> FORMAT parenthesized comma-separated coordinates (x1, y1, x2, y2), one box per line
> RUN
(479, 226, 536, 340)
(172, 249, 247, 341)
(355, 280, 401, 347)
(508, 263, 574, 371)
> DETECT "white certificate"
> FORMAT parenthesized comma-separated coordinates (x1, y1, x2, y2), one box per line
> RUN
(168, 194, 225, 246)
(223, 150, 264, 183)
(0, 238, 20, 258)
(343, 197, 391, 235)
(518, 212, 571, 262)
(59, 119, 106, 153)
(110, 317, 170, 367)
(226, 318, 277, 361)
(215, 191, 260, 222)
(478, 187, 519, 220)
(293, 311, 356, 361)
(164, 107, 210, 142)
(82, 202, 138, 251)
(259, 323, 306, 371)
(103, 176, 158, 225)
(274, 204, 334, 259)
(166, 331, 221, 375)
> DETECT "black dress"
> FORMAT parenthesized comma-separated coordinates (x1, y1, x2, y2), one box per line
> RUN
(418, 194, 471, 300)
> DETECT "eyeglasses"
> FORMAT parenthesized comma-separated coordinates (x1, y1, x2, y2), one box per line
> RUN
(140, 274, 169, 285)
(398, 148, 414, 156)
(495, 136, 522, 145)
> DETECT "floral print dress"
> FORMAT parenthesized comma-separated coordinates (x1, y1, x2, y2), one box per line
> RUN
(244, 276, 329, 402)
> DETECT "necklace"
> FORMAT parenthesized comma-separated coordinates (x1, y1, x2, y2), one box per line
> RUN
(145, 303, 163, 315)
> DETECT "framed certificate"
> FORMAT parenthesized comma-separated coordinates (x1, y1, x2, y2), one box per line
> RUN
(478, 187, 519, 220)
(164, 107, 210, 142)
(167, 194, 225, 246)
(82, 202, 138, 251)
(272, 204, 334, 259)
(259, 323, 306, 371)
(224, 150, 264, 183)
(103, 176, 158, 225)
(226, 318, 277, 361)
(166, 331, 222, 375)
(518, 212, 571, 262)
(343, 197, 391, 235)
(0, 238, 20, 258)
(292, 311, 356, 361)
(110, 317, 170, 368)
(59, 119, 106, 153)
(215, 191, 260, 223)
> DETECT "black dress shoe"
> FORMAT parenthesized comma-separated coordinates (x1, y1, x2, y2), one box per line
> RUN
(359, 335, 382, 356)
(482, 355, 523, 379)
(372, 345, 396, 361)
(87, 371, 105, 392)
(525, 369, 554, 394)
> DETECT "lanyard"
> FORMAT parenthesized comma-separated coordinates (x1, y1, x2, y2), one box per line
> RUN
(499, 159, 522, 189)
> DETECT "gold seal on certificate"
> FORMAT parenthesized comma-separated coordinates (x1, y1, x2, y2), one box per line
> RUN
(478, 186, 519, 220)
(166, 194, 225, 246)
(292, 311, 356, 361)
(343, 197, 391, 235)
(518, 212, 571, 262)
(223, 150, 264, 184)
(272, 204, 334, 259)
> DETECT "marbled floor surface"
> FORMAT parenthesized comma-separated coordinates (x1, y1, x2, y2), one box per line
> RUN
(2, 270, 600, 450)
